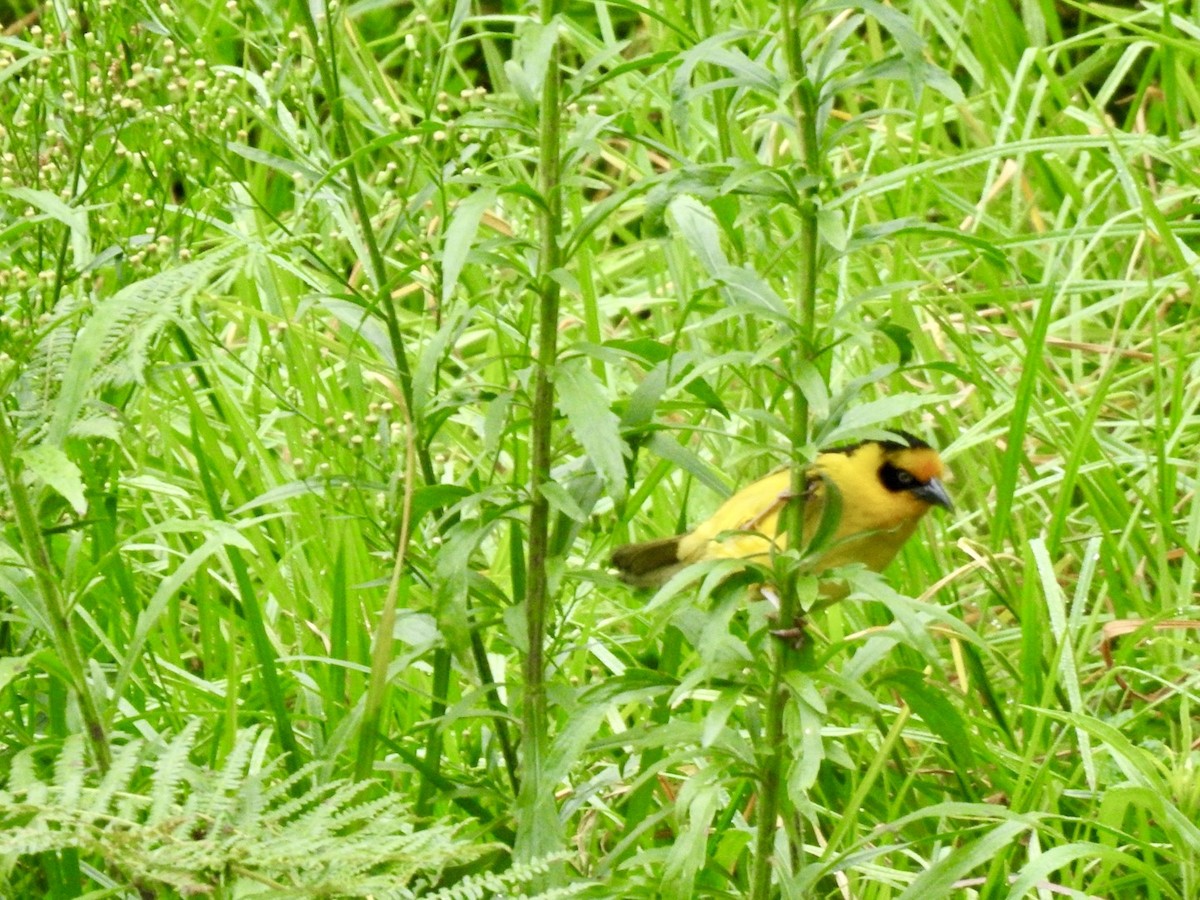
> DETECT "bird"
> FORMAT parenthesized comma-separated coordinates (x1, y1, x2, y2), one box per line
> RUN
(611, 432, 952, 590)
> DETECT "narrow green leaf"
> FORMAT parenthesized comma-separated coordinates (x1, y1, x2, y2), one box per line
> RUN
(6, 186, 91, 269)
(17, 444, 87, 514)
(785, 679, 826, 793)
(646, 432, 731, 497)
(897, 819, 1032, 900)
(993, 289, 1055, 542)
(226, 140, 319, 178)
(1041, 709, 1200, 853)
(1030, 537, 1095, 789)
(824, 393, 951, 443)
(441, 187, 496, 305)
(817, 206, 848, 252)
(879, 668, 975, 773)
(668, 194, 728, 276)
(556, 358, 628, 504)
(540, 480, 588, 523)
(0, 653, 35, 692)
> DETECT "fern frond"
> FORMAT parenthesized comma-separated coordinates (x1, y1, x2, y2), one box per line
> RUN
(15, 292, 87, 418)
(0, 722, 506, 897)
(415, 855, 588, 900)
(149, 717, 201, 824)
(7, 747, 47, 805)
(52, 733, 87, 810)
(16, 243, 242, 446)
(90, 739, 144, 814)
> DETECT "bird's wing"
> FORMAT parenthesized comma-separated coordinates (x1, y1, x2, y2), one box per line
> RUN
(676, 467, 824, 563)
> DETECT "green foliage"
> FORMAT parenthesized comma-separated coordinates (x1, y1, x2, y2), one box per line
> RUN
(0, 725, 498, 897)
(1, 0, 1198, 897)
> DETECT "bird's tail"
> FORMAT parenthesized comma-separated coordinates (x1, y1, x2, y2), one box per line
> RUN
(611, 536, 684, 588)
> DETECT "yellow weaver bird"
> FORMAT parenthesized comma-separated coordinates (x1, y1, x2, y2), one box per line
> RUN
(611, 433, 952, 589)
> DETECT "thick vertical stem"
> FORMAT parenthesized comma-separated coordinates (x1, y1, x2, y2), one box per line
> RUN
(750, 6, 821, 895)
(515, 1, 565, 865)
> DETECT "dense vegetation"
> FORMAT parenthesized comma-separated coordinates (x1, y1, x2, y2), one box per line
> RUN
(1, 0, 1198, 896)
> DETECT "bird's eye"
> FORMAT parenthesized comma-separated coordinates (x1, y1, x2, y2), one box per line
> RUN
(879, 461, 924, 494)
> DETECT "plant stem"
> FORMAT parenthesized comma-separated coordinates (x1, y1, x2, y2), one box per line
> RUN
(0, 410, 110, 772)
(296, 7, 432, 488)
(750, 11, 821, 895)
(515, 0, 565, 866)
(297, 5, 511, 798)
(355, 391, 417, 782)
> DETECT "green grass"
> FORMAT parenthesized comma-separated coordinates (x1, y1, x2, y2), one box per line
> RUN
(1, 0, 1199, 897)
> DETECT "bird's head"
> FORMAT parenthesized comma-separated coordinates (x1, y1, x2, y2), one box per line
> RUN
(819, 432, 953, 527)
(873, 432, 954, 513)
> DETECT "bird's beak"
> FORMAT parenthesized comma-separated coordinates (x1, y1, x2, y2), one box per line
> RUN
(913, 477, 953, 512)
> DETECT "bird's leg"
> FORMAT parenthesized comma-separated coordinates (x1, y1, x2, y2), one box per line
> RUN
(739, 490, 799, 532)
(769, 620, 807, 650)
(761, 585, 807, 650)
(760, 585, 781, 612)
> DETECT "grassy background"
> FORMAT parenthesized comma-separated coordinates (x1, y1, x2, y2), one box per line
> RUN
(1, 0, 1198, 897)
